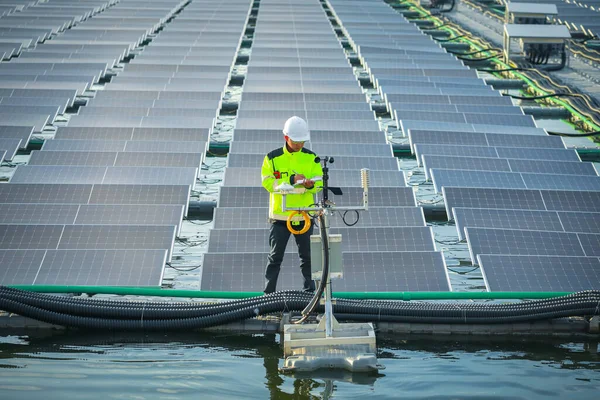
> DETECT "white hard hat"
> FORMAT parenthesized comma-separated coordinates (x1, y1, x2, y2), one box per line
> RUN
(283, 116, 310, 141)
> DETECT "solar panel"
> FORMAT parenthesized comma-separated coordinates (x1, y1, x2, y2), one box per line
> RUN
(522, 173, 600, 191)
(496, 147, 580, 162)
(0, 204, 78, 224)
(0, 126, 33, 148)
(88, 184, 191, 212)
(35, 249, 168, 286)
(28, 151, 118, 166)
(228, 142, 393, 157)
(102, 167, 198, 187)
(114, 152, 203, 168)
(233, 129, 387, 144)
(578, 233, 600, 256)
(408, 130, 565, 151)
(0, 224, 65, 250)
(42, 139, 127, 152)
(218, 186, 416, 207)
(478, 255, 600, 292)
(10, 165, 107, 184)
(507, 159, 597, 176)
(223, 168, 406, 187)
(58, 225, 177, 259)
(124, 141, 207, 153)
(541, 190, 600, 213)
(131, 127, 210, 142)
(0, 113, 50, 132)
(557, 211, 600, 234)
(0, 138, 22, 160)
(227, 153, 398, 170)
(74, 205, 185, 233)
(201, 251, 449, 292)
(213, 206, 425, 229)
(442, 187, 546, 218)
(414, 144, 498, 165)
(0, 250, 46, 285)
(431, 169, 527, 193)
(423, 155, 511, 180)
(466, 227, 587, 263)
(207, 226, 434, 253)
(453, 207, 565, 240)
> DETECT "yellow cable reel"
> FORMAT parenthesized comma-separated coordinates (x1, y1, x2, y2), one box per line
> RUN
(286, 211, 311, 235)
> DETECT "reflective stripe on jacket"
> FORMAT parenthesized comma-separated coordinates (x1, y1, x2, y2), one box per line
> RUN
(261, 145, 324, 221)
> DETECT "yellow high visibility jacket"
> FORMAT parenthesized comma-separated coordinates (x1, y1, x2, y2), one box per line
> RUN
(261, 145, 324, 221)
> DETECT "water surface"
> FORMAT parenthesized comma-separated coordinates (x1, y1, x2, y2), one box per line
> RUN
(0, 331, 598, 399)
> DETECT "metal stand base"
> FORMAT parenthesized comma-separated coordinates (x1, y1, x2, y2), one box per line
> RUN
(281, 316, 383, 373)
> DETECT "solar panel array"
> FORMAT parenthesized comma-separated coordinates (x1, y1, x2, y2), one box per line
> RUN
(201, 0, 449, 293)
(0, 0, 253, 286)
(324, 0, 600, 292)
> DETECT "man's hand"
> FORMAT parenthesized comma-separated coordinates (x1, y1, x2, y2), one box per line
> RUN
(293, 174, 314, 188)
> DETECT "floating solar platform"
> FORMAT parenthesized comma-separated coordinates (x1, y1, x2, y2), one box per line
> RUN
(478, 255, 600, 292)
(201, 251, 449, 292)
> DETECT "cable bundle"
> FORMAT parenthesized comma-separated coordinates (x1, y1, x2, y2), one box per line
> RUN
(1, 287, 598, 331)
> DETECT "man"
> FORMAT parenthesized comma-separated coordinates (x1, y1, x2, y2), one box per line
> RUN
(261, 116, 324, 294)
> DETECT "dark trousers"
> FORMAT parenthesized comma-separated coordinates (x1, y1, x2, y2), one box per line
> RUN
(264, 220, 315, 294)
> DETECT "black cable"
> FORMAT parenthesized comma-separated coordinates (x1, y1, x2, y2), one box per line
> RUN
(341, 210, 360, 227)
(166, 262, 202, 272)
(436, 34, 466, 42)
(502, 93, 578, 100)
(447, 48, 501, 56)
(295, 213, 329, 324)
(456, 54, 497, 61)
(547, 130, 600, 137)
